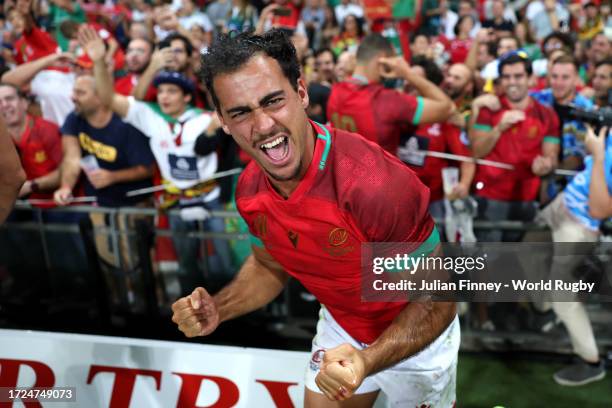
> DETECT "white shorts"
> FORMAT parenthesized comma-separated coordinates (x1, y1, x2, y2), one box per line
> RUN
(305, 307, 460, 407)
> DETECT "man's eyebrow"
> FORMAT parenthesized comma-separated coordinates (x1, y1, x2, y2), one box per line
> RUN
(225, 91, 286, 115)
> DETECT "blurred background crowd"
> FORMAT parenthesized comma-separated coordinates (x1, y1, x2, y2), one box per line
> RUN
(0, 0, 611, 391)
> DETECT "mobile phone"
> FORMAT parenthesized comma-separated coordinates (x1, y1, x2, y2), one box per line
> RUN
(273, 7, 292, 17)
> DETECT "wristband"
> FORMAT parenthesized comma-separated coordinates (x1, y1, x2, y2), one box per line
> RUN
(30, 180, 40, 193)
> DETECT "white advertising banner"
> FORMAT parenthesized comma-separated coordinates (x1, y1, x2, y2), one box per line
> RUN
(0, 329, 311, 407)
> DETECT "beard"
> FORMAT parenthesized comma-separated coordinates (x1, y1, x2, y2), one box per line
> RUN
(266, 158, 303, 182)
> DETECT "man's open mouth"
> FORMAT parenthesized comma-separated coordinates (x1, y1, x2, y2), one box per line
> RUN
(260, 136, 289, 162)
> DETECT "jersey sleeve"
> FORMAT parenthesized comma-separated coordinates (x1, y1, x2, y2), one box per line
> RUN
(473, 107, 494, 132)
(543, 107, 560, 145)
(387, 91, 424, 126)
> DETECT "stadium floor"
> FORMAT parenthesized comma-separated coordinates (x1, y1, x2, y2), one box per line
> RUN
(458, 352, 611, 407)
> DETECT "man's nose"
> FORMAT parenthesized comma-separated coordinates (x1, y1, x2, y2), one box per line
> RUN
(252, 108, 276, 135)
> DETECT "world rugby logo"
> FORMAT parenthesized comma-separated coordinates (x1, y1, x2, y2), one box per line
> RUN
(328, 228, 348, 247)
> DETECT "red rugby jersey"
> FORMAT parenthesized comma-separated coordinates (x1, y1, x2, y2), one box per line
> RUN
(473, 97, 559, 201)
(236, 121, 438, 344)
(399, 122, 471, 202)
(327, 78, 423, 155)
(14, 116, 62, 200)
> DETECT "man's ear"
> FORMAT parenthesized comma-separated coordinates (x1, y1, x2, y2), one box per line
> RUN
(217, 109, 231, 135)
(297, 78, 309, 109)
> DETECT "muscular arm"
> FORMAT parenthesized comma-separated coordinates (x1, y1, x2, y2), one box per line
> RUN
(0, 118, 26, 223)
(214, 245, 290, 323)
(363, 300, 456, 375)
(589, 153, 612, 219)
(81, 26, 130, 117)
(402, 69, 455, 124)
(1, 53, 61, 88)
(469, 125, 502, 158)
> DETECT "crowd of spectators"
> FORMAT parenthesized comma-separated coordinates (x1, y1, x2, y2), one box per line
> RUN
(0, 0, 610, 386)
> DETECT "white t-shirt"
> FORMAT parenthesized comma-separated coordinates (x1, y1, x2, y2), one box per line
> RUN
(30, 69, 75, 126)
(125, 97, 220, 200)
(334, 3, 364, 25)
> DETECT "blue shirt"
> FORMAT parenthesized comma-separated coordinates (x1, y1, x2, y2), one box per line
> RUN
(564, 133, 612, 230)
(530, 89, 593, 161)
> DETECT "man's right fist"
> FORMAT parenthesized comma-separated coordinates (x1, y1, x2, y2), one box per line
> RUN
(171, 287, 220, 338)
(53, 186, 73, 206)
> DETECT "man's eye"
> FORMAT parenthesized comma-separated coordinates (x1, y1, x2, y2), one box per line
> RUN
(231, 111, 247, 119)
(266, 98, 283, 107)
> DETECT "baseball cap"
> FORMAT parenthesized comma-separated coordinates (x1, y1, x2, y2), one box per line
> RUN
(152, 71, 196, 94)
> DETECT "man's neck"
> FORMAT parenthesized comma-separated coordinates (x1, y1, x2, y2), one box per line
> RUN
(351, 65, 376, 84)
(86, 108, 113, 128)
(555, 91, 575, 105)
(507, 95, 530, 111)
(7, 118, 26, 142)
(270, 121, 316, 199)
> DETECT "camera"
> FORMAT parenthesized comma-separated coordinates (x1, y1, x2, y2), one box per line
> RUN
(556, 90, 612, 128)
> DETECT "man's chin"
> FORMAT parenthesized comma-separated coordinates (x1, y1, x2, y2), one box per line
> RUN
(265, 161, 303, 182)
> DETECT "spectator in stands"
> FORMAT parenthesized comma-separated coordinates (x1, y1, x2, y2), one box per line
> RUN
(0, 83, 61, 201)
(420, 0, 444, 37)
(334, 50, 356, 83)
(410, 33, 432, 59)
(80, 26, 232, 292)
(448, 15, 476, 64)
(178, 0, 214, 35)
(514, 21, 540, 62)
(227, 0, 259, 33)
(49, 0, 86, 51)
(530, 0, 570, 41)
(457, 0, 482, 37)
(584, 32, 611, 82)
(318, 5, 339, 49)
(482, 0, 514, 38)
(531, 31, 574, 82)
(53, 74, 154, 209)
(591, 58, 611, 107)
(114, 38, 154, 98)
(398, 58, 475, 219)
(334, 0, 363, 26)
(480, 35, 520, 82)
(302, 0, 326, 50)
(532, 55, 593, 179)
(440, 0, 459, 40)
(257, 0, 300, 36)
(535, 124, 611, 386)
(327, 34, 454, 155)
(468, 52, 560, 242)
(0, 116, 26, 224)
(132, 33, 195, 104)
(306, 48, 336, 124)
(206, 0, 232, 34)
(578, 2, 605, 41)
(330, 14, 364, 57)
(1, 50, 75, 126)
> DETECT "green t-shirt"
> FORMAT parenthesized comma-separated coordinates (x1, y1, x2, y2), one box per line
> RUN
(50, 3, 86, 51)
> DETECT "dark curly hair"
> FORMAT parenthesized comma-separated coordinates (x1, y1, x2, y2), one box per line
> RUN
(200, 30, 301, 111)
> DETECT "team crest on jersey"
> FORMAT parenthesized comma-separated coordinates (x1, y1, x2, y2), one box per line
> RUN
(34, 150, 47, 163)
(253, 213, 268, 239)
(309, 349, 325, 371)
(528, 125, 539, 138)
(324, 227, 354, 257)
